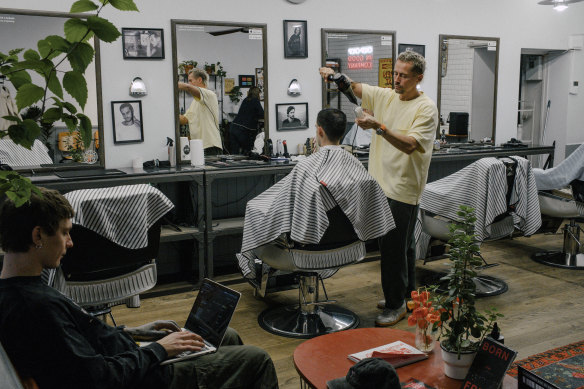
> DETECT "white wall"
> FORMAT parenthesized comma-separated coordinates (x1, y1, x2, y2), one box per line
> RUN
(2, 0, 583, 168)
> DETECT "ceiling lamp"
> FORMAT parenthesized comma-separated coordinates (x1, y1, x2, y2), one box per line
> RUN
(538, 0, 584, 10)
(554, 0, 568, 11)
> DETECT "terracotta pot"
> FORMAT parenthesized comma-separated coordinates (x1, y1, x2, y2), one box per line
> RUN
(440, 343, 476, 379)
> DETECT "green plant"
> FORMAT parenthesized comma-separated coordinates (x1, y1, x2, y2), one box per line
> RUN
(0, 0, 138, 206)
(178, 60, 197, 74)
(21, 105, 55, 158)
(228, 86, 243, 104)
(215, 62, 226, 77)
(432, 205, 503, 355)
(66, 130, 85, 162)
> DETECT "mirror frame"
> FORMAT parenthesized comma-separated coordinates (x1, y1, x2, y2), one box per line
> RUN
(437, 34, 499, 141)
(170, 19, 268, 164)
(0, 8, 104, 171)
(320, 28, 396, 109)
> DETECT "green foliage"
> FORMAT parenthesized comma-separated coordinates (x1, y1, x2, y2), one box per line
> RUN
(228, 86, 243, 103)
(432, 206, 504, 355)
(0, 171, 41, 208)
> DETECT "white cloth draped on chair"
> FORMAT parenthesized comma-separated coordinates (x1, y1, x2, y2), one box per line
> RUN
(533, 143, 584, 191)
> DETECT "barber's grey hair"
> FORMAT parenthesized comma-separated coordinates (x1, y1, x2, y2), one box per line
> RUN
(397, 51, 426, 75)
(188, 68, 209, 85)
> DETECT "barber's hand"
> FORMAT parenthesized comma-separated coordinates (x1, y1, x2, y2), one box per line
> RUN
(319, 67, 334, 81)
(156, 331, 205, 357)
(124, 320, 181, 341)
(356, 114, 381, 131)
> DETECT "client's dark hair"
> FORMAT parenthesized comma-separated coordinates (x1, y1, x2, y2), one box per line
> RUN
(0, 188, 74, 253)
(316, 108, 347, 143)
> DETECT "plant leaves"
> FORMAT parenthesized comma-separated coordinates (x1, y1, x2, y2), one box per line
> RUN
(63, 70, 87, 109)
(7, 69, 32, 89)
(64, 18, 91, 42)
(108, 0, 139, 11)
(63, 114, 78, 131)
(7, 120, 41, 149)
(67, 42, 94, 73)
(77, 113, 92, 147)
(46, 69, 64, 99)
(45, 35, 71, 53)
(15, 83, 45, 110)
(2, 175, 37, 208)
(70, 0, 99, 13)
(87, 16, 120, 43)
(62, 101, 78, 114)
(23, 49, 41, 61)
(2, 115, 21, 123)
(43, 107, 63, 122)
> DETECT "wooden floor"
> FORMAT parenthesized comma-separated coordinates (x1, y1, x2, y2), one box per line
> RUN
(112, 230, 584, 389)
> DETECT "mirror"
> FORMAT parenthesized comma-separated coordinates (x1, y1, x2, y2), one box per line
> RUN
(0, 8, 104, 170)
(321, 29, 395, 146)
(171, 20, 268, 162)
(437, 34, 499, 143)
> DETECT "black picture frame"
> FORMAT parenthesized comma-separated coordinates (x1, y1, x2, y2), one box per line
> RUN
(238, 74, 255, 88)
(398, 43, 425, 57)
(111, 101, 144, 144)
(284, 20, 307, 58)
(122, 28, 165, 59)
(276, 103, 308, 131)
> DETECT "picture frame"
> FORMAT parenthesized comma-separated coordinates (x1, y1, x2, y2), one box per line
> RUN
(111, 101, 144, 144)
(276, 102, 308, 131)
(238, 74, 255, 88)
(255, 67, 264, 101)
(283, 20, 307, 58)
(398, 43, 425, 57)
(122, 28, 165, 59)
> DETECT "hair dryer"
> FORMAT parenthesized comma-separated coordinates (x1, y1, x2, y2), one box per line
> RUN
(327, 73, 359, 105)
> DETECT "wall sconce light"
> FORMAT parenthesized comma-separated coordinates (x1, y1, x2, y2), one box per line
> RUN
(287, 79, 302, 96)
(129, 77, 147, 97)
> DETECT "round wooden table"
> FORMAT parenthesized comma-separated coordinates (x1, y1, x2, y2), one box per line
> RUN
(293, 328, 517, 389)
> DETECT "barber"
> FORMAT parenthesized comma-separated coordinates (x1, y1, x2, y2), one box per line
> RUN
(319, 51, 438, 327)
(178, 68, 223, 155)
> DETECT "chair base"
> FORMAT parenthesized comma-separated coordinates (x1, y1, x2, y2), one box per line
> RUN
(428, 272, 508, 298)
(258, 304, 359, 339)
(532, 251, 584, 269)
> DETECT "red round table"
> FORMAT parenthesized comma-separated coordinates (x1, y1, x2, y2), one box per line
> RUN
(293, 328, 517, 389)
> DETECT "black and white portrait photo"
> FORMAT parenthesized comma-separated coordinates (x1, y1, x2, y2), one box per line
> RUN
(112, 101, 144, 143)
(276, 103, 308, 131)
(122, 28, 165, 59)
(283, 20, 307, 58)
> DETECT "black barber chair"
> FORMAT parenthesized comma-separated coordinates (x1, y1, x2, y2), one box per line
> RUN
(253, 206, 362, 338)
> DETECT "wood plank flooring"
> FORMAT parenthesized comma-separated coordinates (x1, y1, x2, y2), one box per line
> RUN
(111, 230, 584, 389)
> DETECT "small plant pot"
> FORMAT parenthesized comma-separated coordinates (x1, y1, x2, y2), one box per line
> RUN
(440, 343, 476, 380)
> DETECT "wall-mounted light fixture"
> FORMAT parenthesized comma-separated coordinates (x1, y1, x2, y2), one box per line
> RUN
(287, 79, 302, 96)
(129, 77, 147, 97)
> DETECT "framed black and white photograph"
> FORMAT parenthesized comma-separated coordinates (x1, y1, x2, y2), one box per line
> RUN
(122, 28, 164, 59)
(276, 103, 308, 131)
(111, 101, 144, 144)
(398, 43, 425, 57)
(283, 20, 307, 58)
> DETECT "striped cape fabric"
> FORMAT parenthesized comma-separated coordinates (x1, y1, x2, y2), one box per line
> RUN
(64, 184, 174, 249)
(0, 138, 53, 167)
(237, 145, 394, 279)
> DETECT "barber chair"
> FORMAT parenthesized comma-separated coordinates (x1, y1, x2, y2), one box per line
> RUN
(532, 180, 584, 269)
(419, 157, 525, 297)
(53, 222, 161, 325)
(0, 341, 38, 389)
(252, 206, 362, 339)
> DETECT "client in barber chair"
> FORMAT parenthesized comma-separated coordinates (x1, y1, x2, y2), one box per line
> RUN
(237, 108, 394, 290)
(0, 188, 278, 389)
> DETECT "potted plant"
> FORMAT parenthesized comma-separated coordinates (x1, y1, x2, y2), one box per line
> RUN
(228, 86, 243, 104)
(178, 60, 198, 75)
(215, 62, 227, 77)
(431, 205, 503, 379)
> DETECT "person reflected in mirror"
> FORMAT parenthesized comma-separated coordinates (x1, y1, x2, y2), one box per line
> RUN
(0, 188, 279, 389)
(147, 31, 162, 58)
(281, 106, 302, 128)
(178, 68, 223, 155)
(116, 103, 142, 142)
(320, 51, 438, 327)
(228, 86, 264, 155)
(287, 26, 302, 56)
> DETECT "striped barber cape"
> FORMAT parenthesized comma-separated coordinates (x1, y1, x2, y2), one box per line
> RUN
(64, 184, 174, 249)
(237, 145, 394, 279)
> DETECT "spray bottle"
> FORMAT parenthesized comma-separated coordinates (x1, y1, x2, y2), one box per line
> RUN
(167, 137, 176, 167)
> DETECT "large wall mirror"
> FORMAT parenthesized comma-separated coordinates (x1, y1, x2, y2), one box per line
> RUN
(321, 29, 396, 133)
(171, 20, 268, 163)
(0, 9, 104, 170)
(437, 34, 499, 143)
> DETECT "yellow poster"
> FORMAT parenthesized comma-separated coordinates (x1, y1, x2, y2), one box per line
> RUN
(224, 78, 235, 94)
(378, 58, 393, 88)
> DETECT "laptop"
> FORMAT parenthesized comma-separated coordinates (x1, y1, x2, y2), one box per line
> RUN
(159, 278, 241, 365)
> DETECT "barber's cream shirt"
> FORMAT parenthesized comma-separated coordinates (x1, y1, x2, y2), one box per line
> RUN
(184, 87, 222, 150)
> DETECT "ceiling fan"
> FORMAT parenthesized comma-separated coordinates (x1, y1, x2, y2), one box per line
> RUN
(208, 27, 250, 36)
(538, 0, 584, 11)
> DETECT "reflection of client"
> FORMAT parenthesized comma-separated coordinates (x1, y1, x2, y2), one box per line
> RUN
(116, 103, 142, 141)
(281, 106, 302, 128)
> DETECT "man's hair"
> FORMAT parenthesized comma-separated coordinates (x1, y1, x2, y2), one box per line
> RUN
(397, 51, 426, 75)
(119, 103, 134, 115)
(247, 86, 261, 100)
(317, 108, 347, 143)
(0, 188, 74, 253)
(189, 67, 209, 85)
(287, 106, 295, 114)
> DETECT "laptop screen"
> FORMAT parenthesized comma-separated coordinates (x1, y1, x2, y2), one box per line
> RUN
(184, 279, 241, 347)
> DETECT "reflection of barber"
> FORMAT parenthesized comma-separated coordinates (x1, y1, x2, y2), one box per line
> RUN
(147, 32, 162, 57)
(281, 106, 302, 128)
(229, 86, 264, 154)
(287, 27, 302, 55)
(116, 103, 142, 141)
(178, 68, 222, 155)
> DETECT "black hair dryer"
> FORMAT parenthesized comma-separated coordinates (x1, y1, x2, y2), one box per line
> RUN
(327, 73, 359, 105)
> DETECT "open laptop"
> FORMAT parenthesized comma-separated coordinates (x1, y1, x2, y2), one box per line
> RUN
(159, 278, 241, 365)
